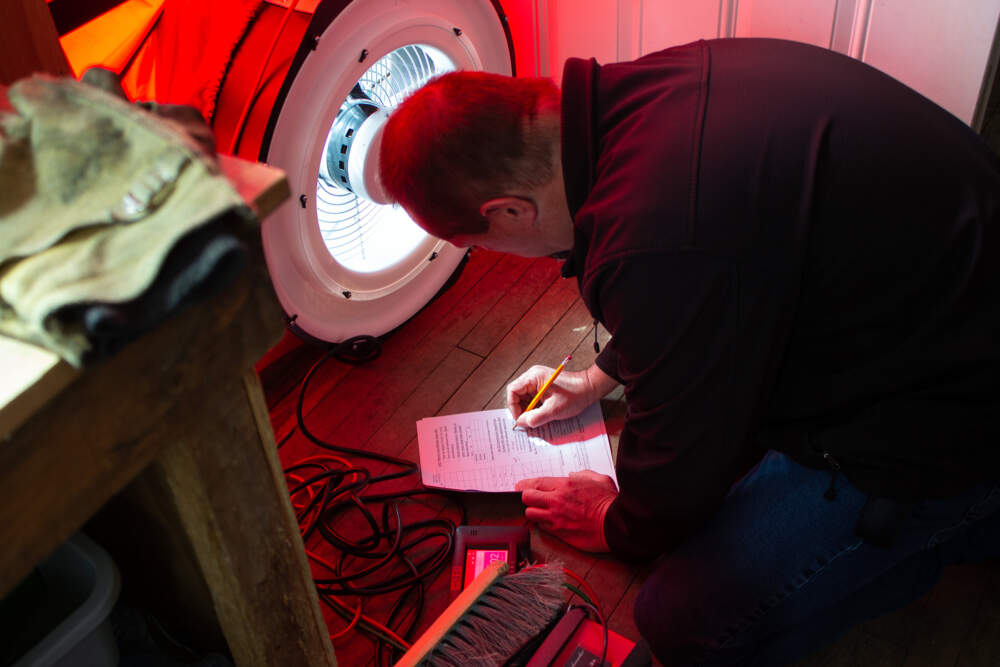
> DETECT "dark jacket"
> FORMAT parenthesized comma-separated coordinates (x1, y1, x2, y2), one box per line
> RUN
(560, 38, 1000, 560)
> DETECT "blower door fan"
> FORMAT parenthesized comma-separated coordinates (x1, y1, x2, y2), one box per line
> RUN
(216, 0, 514, 343)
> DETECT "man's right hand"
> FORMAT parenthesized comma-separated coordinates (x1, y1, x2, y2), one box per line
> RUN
(507, 363, 618, 428)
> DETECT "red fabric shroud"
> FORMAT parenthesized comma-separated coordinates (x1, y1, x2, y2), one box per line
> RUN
(122, 0, 262, 120)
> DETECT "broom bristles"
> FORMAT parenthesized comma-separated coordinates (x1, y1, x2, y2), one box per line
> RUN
(395, 562, 565, 667)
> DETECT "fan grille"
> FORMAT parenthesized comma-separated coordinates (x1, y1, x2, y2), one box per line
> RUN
(316, 44, 454, 273)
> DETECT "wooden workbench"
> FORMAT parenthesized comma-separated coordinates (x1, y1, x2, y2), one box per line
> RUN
(0, 155, 337, 666)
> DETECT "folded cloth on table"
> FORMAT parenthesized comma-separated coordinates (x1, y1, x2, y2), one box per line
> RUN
(0, 75, 255, 366)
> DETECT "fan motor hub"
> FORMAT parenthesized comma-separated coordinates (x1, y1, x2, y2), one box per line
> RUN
(325, 99, 390, 205)
(324, 101, 363, 175)
(346, 108, 390, 204)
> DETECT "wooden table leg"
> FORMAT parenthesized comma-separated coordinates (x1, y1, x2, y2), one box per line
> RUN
(145, 368, 336, 667)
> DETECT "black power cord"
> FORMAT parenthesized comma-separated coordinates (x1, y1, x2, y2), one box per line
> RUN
(277, 334, 465, 666)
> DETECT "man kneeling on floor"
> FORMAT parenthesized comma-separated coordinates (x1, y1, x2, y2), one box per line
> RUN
(377, 38, 1000, 666)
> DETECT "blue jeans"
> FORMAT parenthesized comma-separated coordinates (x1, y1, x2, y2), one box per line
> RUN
(633, 450, 1000, 666)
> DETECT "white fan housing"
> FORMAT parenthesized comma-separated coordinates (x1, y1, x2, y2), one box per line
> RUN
(262, 0, 514, 342)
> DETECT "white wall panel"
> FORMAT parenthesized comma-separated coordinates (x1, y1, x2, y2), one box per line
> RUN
(500, 0, 546, 77)
(545, 0, 728, 74)
(734, 0, 839, 48)
(640, 0, 729, 55)
(547, 0, 619, 75)
(862, 0, 1000, 125)
(504, 0, 1000, 129)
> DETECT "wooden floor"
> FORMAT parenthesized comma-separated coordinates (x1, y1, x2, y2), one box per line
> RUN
(257, 247, 1000, 667)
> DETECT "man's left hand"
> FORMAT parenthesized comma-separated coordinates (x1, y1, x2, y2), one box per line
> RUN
(516, 470, 618, 553)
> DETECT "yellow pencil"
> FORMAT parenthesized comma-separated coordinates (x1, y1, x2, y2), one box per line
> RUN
(513, 355, 572, 429)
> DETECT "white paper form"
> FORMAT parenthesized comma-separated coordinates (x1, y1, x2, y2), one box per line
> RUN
(415, 402, 618, 492)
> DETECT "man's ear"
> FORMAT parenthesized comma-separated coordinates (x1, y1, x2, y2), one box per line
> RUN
(479, 196, 537, 228)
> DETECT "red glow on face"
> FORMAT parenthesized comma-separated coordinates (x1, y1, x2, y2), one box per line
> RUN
(464, 548, 508, 588)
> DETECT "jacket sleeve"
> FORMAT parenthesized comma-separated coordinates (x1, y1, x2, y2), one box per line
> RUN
(595, 251, 773, 559)
(594, 339, 623, 384)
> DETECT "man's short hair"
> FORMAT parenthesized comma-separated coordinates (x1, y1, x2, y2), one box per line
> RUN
(379, 71, 560, 239)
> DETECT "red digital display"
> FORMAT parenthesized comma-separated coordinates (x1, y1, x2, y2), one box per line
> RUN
(463, 548, 509, 588)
